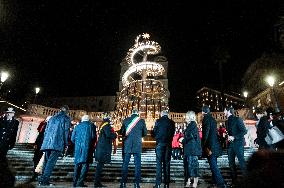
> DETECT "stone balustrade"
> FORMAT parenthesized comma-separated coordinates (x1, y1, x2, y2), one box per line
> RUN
(25, 104, 253, 127)
(17, 104, 256, 146)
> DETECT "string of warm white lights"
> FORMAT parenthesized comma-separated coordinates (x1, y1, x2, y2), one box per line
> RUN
(113, 33, 169, 129)
(122, 62, 165, 86)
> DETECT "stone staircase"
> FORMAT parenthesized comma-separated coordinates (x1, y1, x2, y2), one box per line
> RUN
(7, 144, 258, 185)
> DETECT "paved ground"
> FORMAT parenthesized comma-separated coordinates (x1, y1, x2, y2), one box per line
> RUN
(16, 180, 212, 188)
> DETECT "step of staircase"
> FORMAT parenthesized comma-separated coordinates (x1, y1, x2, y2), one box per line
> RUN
(7, 143, 258, 184)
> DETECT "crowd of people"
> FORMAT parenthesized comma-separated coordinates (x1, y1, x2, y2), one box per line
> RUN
(1, 104, 284, 188)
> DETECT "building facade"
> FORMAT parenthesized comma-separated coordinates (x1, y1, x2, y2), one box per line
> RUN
(250, 85, 284, 113)
(196, 87, 245, 111)
(40, 96, 116, 112)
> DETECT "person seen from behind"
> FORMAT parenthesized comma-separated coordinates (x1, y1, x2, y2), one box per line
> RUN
(38, 105, 71, 186)
(72, 115, 96, 187)
(179, 111, 202, 188)
(152, 110, 175, 188)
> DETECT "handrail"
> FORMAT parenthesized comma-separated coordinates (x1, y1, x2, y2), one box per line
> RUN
(26, 104, 252, 126)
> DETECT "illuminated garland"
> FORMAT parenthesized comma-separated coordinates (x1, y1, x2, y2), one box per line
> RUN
(113, 33, 169, 129)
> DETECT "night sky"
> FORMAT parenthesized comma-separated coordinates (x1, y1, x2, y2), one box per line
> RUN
(0, 0, 281, 111)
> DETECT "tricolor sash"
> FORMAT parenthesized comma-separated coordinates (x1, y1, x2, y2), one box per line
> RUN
(125, 116, 140, 136)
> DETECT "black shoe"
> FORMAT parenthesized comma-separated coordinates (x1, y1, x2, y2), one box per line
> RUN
(153, 185, 161, 188)
(120, 183, 126, 188)
(164, 184, 169, 188)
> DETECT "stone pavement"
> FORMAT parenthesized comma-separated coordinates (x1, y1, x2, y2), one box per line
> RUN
(16, 180, 212, 188)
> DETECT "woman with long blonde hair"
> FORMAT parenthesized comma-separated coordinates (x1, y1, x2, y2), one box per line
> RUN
(180, 111, 202, 188)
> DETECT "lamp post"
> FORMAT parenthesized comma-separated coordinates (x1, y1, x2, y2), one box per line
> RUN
(0, 71, 9, 91)
(33, 87, 40, 104)
(265, 75, 280, 112)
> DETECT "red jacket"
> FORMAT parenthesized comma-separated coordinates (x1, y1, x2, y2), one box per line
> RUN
(172, 132, 183, 148)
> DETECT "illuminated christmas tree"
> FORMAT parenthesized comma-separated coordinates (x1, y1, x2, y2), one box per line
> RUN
(113, 33, 170, 129)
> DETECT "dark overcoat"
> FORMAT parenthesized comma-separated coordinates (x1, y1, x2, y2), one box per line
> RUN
(201, 113, 222, 157)
(152, 115, 175, 146)
(41, 111, 71, 152)
(71, 121, 96, 164)
(95, 120, 117, 163)
(226, 115, 247, 143)
(120, 114, 147, 154)
(0, 117, 19, 156)
(182, 121, 202, 157)
(256, 116, 270, 148)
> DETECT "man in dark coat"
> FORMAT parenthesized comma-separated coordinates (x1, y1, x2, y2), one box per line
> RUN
(94, 113, 117, 188)
(0, 107, 19, 160)
(152, 110, 175, 188)
(224, 106, 247, 186)
(71, 115, 96, 187)
(38, 105, 71, 186)
(201, 105, 227, 188)
(120, 109, 147, 188)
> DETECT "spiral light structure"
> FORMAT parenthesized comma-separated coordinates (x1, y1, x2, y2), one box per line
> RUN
(113, 33, 169, 129)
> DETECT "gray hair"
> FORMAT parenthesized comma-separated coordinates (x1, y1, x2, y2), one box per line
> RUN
(186, 111, 196, 122)
(161, 110, 169, 117)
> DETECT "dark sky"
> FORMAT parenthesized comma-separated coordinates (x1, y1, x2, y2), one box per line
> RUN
(0, 0, 281, 111)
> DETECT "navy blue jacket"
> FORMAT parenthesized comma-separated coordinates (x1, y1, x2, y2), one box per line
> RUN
(41, 111, 71, 152)
(201, 113, 222, 157)
(120, 114, 147, 154)
(71, 121, 96, 164)
(182, 121, 202, 157)
(153, 115, 175, 146)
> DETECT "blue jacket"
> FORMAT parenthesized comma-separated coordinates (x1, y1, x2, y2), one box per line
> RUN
(41, 111, 71, 152)
(120, 114, 147, 154)
(71, 121, 96, 164)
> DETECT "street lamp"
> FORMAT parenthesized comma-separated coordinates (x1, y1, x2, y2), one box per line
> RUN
(243, 91, 248, 107)
(265, 75, 280, 112)
(0, 71, 9, 91)
(33, 87, 40, 104)
(243, 91, 248, 98)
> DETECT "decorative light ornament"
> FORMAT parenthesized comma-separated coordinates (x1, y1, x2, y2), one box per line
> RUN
(113, 33, 169, 129)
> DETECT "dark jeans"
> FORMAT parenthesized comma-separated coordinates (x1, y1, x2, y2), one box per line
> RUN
(227, 141, 247, 182)
(121, 153, 141, 184)
(207, 154, 226, 188)
(155, 144, 172, 185)
(73, 162, 89, 187)
(39, 150, 61, 184)
(94, 162, 105, 185)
